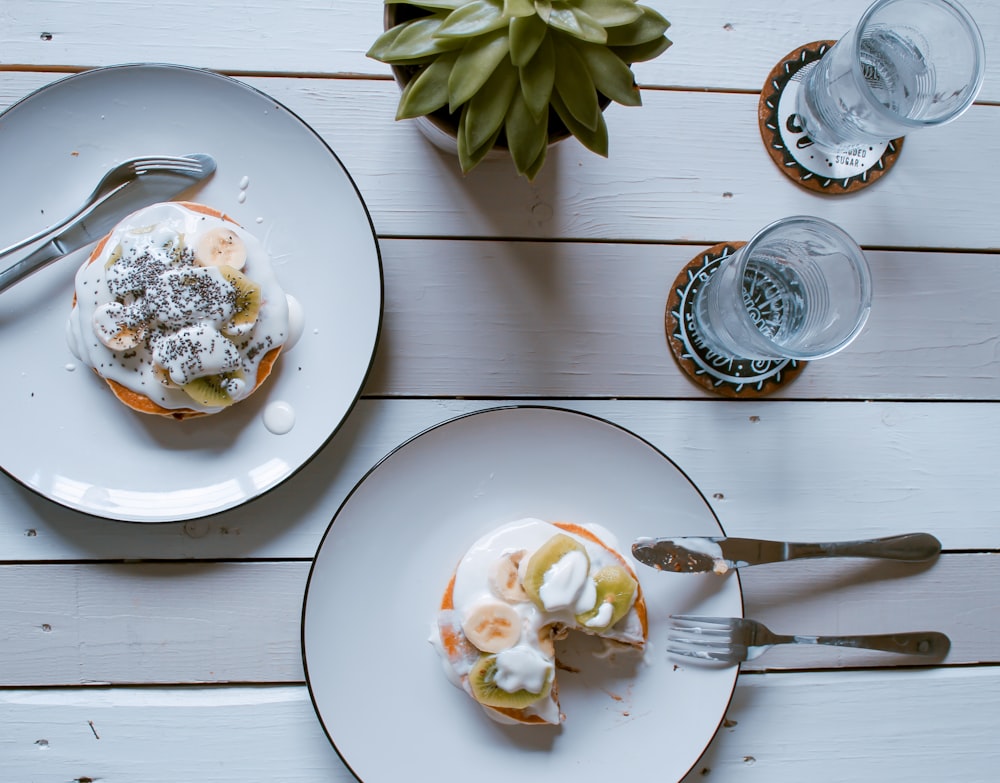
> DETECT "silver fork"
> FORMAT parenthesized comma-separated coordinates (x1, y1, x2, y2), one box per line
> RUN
(668, 615, 950, 663)
(0, 154, 214, 261)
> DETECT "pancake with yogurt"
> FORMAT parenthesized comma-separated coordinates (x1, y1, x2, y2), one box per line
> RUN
(431, 517, 647, 725)
(67, 201, 294, 420)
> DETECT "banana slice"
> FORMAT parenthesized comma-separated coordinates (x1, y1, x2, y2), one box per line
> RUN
(92, 301, 145, 350)
(488, 550, 529, 603)
(461, 599, 522, 653)
(195, 227, 247, 270)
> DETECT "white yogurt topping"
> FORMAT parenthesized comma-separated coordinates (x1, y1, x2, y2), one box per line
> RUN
(150, 323, 244, 386)
(145, 267, 235, 325)
(67, 202, 293, 413)
(583, 600, 615, 628)
(538, 549, 589, 611)
(284, 294, 305, 350)
(494, 646, 553, 694)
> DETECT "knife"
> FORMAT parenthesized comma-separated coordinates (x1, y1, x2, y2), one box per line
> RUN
(631, 533, 941, 573)
(0, 153, 216, 294)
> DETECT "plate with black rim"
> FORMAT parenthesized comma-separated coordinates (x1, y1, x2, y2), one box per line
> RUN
(303, 406, 741, 783)
(0, 64, 382, 522)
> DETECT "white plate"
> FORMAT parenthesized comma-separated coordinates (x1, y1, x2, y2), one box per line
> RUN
(0, 64, 382, 522)
(303, 406, 742, 783)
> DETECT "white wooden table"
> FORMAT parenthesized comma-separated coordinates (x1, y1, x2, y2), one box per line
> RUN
(2, 1, 999, 780)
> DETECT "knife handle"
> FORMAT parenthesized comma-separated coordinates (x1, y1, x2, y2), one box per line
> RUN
(0, 239, 64, 294)
(787, 533, 941, 562)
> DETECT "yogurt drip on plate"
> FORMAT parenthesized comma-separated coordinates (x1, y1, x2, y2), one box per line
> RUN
(67, 202, 295, 414)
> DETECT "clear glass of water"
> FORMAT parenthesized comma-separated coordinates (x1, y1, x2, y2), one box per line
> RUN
(796, 0, 985, 148)
(692, 216, 872, 361)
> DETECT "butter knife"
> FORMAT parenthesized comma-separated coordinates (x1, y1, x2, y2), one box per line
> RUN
(631, 533, 941, 573)
(0, 153, 215, 294)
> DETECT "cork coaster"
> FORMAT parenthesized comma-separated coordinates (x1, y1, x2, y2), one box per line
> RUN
(664, 243, 805, 397)
(758, 41, 904, 195)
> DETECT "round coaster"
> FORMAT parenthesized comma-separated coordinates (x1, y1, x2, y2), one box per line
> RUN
(664, 243, 806, 397)
(758, 41, 904, 194)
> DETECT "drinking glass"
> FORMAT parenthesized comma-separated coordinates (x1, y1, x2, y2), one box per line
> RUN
(796, 0, 985, 149)
(691, 216, 872, 361)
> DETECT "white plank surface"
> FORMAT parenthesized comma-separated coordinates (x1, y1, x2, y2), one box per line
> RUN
(1, 668, 997, 782)
(2, 399, 999, 561)
(691, 667, 1000, 782)
(0, 555, 995, 686)
(0, 74, 998, 249)
(367, 241, 1000, 399)
(232, 79, 1000, 249)
(0, 562, 308, 686)
(3, 0, 998, 100)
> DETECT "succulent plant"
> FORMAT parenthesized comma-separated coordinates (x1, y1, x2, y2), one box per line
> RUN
(368, 0, 671, 179)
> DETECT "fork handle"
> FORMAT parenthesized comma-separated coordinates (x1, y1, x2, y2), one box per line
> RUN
(789, 631, 950, 656)
(786, 533, 941, 562)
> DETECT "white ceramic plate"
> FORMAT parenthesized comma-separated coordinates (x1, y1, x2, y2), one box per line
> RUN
(0, 64, 382, 522)
(303, 406, 742, 783)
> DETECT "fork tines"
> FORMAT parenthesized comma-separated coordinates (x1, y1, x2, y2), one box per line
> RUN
(131, 155, 209, 174)
(667, 615, 743, 662)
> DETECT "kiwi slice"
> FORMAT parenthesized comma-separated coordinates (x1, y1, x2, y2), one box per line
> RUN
(182, 370, 244, 407)
(468, 653, 550, 709)
(574, 564, 637, 632)
(219, 265, 262, 330)
(522, 533, 589, 610)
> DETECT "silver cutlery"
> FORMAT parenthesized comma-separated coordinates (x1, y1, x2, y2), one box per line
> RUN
(631, 532, 941, 574)
(668, 615, 951, 664)
(0, 153, 216, 293)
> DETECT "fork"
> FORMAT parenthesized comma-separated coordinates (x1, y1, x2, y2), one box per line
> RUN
(0, 154, 214, 261)
(668, 615, 950, 663)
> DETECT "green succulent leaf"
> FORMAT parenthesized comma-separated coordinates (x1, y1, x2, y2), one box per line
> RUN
(575, 40, 640, 106)
(610, 35, 672, 63)
(551, 89, 609, 156)
(385, 0, 465, 8)
(504, 0, 536, 17)
(552, 35, 600, 130)
(458, 107, 505, 173)
(368, 21, 412, 61)
(534, 0, 553, 23)
(509, 13, 548, 66)
(374, 15, 466, 63)
(396, 51, 459, 119)
(523, 142, 548, 180)
(519, 33, 555, 121)
(505, 87, 549, 176)
(464, 57, 519, 152)
(604, 5, 670, 46)
(571, 0, 643, 27)
(448, 27, 511, 111)
(436, 0, 508, 38)
(548, 2, 608, 44)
